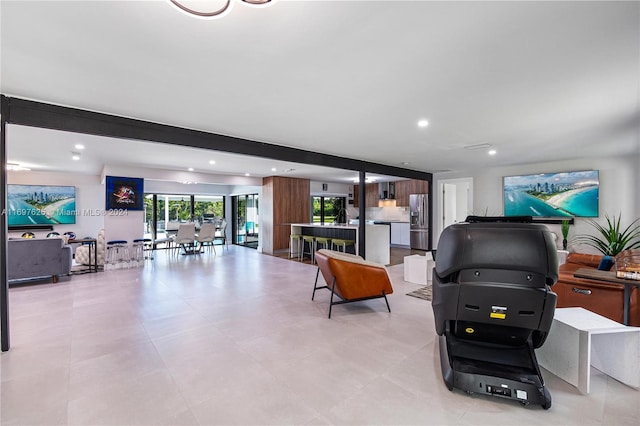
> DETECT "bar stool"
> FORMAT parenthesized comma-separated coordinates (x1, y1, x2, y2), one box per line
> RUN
(106, 240, 130, 270)
(133, 238, 153, 260)
(331, 238, 356, 254)
(289, 234, 302, 259)
(301, 235, 316, 262)
(313, 237, 332, 262)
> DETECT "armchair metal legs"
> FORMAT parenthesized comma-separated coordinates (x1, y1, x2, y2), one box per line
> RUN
(312, 268, 391, 319)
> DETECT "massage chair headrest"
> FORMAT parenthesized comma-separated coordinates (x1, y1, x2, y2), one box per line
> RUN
(434, 222, 558, 286)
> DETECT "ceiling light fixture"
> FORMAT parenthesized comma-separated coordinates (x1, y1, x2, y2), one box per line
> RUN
(188, 167, 194, 171)
(417, 119, 429, 128)
(75, 144, 85, 150)
(271, 167, 277, 172)
(71, 152, 81, 161)
(209, 160, 216, 165)
(169, 0, 275, 19)
(245, 173, 251, 176)
(488, 149, 497, 156)
(464, 143, 492, 150)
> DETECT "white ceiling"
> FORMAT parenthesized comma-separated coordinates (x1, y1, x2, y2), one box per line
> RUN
(1, 0, 639, 182)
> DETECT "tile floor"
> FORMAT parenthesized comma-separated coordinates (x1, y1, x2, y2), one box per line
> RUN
(1, 246, 639, 425)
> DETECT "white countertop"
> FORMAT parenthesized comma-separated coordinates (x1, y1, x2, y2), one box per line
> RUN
(349, 220, 409, 225)
(291, 223, 389, 229)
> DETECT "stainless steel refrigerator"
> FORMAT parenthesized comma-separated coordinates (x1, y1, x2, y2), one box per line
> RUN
(409, 194, 429, 250)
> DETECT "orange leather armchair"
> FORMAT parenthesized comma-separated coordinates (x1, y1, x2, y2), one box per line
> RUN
(313, 249, 394, 318)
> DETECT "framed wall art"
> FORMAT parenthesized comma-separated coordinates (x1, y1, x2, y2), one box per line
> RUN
(105, 176, 144, 211)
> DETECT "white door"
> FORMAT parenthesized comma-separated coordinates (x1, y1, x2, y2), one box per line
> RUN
(438, 177, 473, 244)
(443, 183, 457, 229)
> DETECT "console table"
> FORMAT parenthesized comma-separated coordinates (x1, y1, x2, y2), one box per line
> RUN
(69, 238, 98, 273)
(536, 307, 640, 394)
(573, 268, 640, 325)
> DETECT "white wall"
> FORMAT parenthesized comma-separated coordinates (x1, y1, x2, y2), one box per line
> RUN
(433, 154, 639, 252)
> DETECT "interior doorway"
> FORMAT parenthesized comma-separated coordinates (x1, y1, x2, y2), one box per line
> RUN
(438, 177, 473, 243)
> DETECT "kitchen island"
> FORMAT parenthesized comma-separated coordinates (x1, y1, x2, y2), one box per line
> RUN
(290, 223, 390, 265)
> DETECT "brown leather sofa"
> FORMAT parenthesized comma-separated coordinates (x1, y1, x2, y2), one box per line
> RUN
(313, 249, 394, 318)
(556, 252, 640, 326)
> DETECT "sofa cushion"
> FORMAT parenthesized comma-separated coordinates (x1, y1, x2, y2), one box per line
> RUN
(563, 253, 602, 269)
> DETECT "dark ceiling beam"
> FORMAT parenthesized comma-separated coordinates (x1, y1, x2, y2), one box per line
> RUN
(4, 97, 432, 181)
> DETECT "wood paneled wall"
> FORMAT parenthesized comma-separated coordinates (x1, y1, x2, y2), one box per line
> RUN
(262, 176, 311, 254)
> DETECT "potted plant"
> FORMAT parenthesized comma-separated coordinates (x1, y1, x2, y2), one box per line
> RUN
(560, 219, 571, 250)
(573, 214, 640, 269)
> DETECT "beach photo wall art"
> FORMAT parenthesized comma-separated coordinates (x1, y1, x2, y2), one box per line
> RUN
(503, 170, 599, 218)
(7, 184, 77, 225)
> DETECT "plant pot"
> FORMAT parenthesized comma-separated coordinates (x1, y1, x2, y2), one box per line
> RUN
(562, 239, 567, 250)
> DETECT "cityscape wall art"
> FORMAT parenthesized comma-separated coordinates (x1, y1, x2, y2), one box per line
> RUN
(503, 170, 599, 218)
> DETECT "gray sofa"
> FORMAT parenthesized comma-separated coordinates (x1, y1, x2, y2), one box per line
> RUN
(8, 237, 72, 284)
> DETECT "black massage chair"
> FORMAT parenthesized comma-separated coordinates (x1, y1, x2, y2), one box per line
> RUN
(432, 219, 558, 409)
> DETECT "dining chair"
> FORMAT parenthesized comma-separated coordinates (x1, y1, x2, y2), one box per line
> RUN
(173, 223, 197, 255)
(196, 223, 217, 253)
(214, 218, 228, 252)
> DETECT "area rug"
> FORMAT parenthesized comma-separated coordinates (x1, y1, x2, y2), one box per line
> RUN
(406, 285, 432, 301)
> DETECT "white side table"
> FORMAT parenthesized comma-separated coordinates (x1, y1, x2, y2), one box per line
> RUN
(536, 307, 640, 394)
(403, 255, 435, 285)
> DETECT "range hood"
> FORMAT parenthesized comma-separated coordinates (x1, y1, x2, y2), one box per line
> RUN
(378, 182, 395, 199)
(378, 182, 396, 207)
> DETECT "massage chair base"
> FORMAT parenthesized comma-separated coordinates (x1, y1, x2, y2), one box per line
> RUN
(438, 335, 552, 409)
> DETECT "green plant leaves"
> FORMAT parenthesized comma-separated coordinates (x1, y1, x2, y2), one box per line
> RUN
(573, 213, 640, 256)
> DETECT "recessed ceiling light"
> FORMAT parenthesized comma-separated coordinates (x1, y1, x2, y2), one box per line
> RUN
(401, 162, 410, 166)
(209, 160, 216, 165)
(417, 119, 429, 128)
(245, 173, 250, 176)
(271, 167, 277, 172)
(71, 152, 81, 161)
(75, 144, 85, 150)
(488, 149, 497, 156)
(188, 167, 194, 171)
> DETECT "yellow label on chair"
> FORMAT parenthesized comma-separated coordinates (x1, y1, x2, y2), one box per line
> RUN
(490, 305, 507, 320)
(465, 327, 475, 334)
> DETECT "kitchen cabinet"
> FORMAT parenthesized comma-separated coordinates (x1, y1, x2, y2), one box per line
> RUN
(391, 222, 410, 246)
(353, 183, 381, 207)
(366, 183, 378, 207)
(395, 179, 429, 207)
(353, 184, 359, 207)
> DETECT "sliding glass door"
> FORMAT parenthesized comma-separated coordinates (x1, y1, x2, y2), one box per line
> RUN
(233, 194, 259, 248)
(144, 193, 225, 243)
